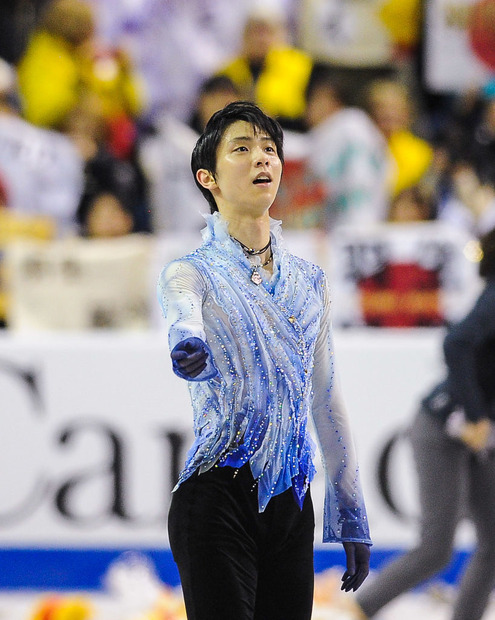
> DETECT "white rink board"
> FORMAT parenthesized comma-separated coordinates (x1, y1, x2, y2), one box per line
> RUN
(0, 330, 455, 550)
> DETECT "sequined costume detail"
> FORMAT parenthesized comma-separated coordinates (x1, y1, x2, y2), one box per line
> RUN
(158, 213, 371, 544)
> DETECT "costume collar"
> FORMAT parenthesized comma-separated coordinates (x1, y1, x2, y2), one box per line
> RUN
(200, 211, 284, 259)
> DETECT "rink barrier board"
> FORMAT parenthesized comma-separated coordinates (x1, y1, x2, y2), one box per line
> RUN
(0, 331, 477, 592)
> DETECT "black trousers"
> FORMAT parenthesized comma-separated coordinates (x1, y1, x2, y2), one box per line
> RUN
(168, 463, 315, 620)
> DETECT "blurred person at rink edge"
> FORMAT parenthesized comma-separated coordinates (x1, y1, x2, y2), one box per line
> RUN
(64, 96, 151, 235)
(157, 101, 371, 620)
(347, 228, 495, 620)
(17, 0, 144, 161)
(217, 6, 313, 131)
(139, 76, 240, 234)
(366, 79, 434, 203)
(304, 66, 390, 230)
(0, 58, 83, 235)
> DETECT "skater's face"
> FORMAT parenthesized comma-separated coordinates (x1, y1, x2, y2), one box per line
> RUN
(195, 120, 282, 219)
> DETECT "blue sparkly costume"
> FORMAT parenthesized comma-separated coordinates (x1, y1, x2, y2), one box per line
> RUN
(158, 213, 371, 544)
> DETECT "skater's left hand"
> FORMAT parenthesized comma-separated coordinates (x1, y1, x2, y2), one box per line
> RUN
(341, 542, 370, 592)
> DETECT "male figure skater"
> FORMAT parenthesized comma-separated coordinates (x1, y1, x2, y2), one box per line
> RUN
(157, 101, 371, 620)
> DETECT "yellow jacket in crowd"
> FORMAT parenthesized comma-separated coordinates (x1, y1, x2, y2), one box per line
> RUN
(219, 46, 313, 122)
(388, 129, 433, 196)
(17, 30, 143, 129)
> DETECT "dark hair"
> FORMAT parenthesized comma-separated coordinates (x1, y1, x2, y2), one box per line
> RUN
(191, 100, 284, 213)
(199, 75, 239, 98)
(77, 152, 137, 229)
(41, 0, 95, 46)
(479, 227, 495, 279)
(188, 75, 240, 134)
(305, 64, 351, 108)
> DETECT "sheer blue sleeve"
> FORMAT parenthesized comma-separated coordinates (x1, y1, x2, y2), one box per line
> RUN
(311, 273, 371, 545)
(157, 260, 217, 381)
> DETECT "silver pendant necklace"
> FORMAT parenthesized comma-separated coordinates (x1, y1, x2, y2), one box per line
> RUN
(231, 235, 272, 285)
(250, 253, 273, 285)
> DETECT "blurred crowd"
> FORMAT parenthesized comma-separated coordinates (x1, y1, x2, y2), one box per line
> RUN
(1, 0, 495, 328)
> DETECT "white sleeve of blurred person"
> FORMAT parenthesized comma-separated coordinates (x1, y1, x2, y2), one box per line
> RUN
(307, 106, 390, 227)
(36, 128, 85, 235)
(0, 59, 84, 236)
(138, 114, 208, 234)
(138, 72, 241, 234)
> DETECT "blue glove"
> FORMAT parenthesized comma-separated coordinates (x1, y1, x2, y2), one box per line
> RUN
(341, 542, 370, 592)
(171, 337, 209, 379)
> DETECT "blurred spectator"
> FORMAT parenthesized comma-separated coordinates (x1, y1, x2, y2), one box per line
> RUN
(0, 1, 43, 64)
(435, 88, 485, 166)
(139, 115, 206, 234)
(81, 192, 135, 238)
(139, 75, 239, 234)
(431, 87, 495, 236)
(467, 91, 495, 187)
(216, 6, 313, 130)
(188, 75, 240, 134)
(0, 58, 83, 235)
(84, 0, 300, 125)
(366, 79, 434, 200)
(63, 98, 151, 235)
(437, 162, 495, 235)
(303, 66, 390, 229)
(17, 0, 144, 160)
(388, 185, 435, 223)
